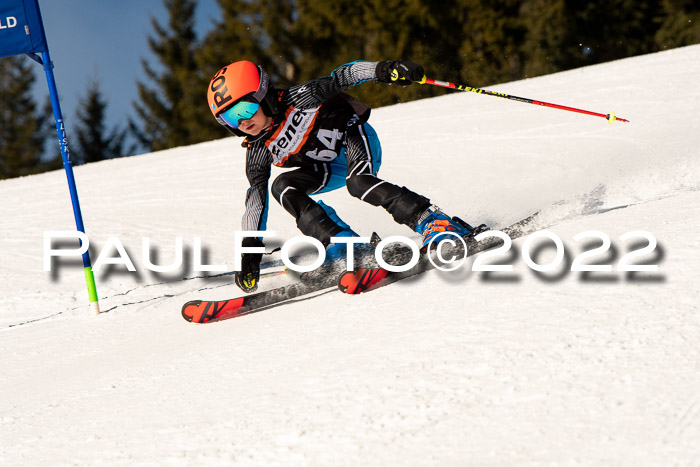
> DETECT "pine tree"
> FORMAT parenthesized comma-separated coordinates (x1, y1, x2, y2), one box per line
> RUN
(132, 0, 225, 152)
(196, 0, 699, 118)
(556, 0, 664, 70)
(0, 56, 54, 180)
(199, 0, 454, 109)
(454, 0, 528, 86)
(287, 0, 451, 107)
(656, 0, 700, 50)
(73, 78, 130, 165)
(256, 0, 301, 87)
(197, 0, 273, 82)
(519, 0, 569, 78)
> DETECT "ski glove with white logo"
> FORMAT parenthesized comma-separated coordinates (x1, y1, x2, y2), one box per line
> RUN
(235, 237, 264, 293)
(376, 60, 425, 86)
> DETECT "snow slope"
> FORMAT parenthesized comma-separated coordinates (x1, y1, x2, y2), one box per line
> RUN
(1, 45, 699, 466)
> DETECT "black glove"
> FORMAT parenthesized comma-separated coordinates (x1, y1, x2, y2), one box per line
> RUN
(376, 60, 425, 86)
(235, 237, 264, 293)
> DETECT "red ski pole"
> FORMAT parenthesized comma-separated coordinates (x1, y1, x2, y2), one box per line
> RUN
(419, 76, 629, 124)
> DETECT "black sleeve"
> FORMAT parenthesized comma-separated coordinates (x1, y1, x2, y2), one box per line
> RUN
(283, 60, 379, 110)
(242, 143, 273, 232)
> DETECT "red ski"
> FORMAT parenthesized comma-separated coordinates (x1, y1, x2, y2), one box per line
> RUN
(337, 212, 539, 295)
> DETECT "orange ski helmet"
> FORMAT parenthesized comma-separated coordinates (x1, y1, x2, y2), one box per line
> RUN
(207, 60, 280, 133)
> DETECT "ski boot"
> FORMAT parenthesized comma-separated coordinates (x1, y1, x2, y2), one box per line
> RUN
(415, 205, 489, 251)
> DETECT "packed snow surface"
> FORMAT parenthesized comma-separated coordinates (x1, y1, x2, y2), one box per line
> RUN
(2, 46, 699, 465)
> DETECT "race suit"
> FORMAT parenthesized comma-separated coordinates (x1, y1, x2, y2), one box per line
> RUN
(241, 60, 431, 244)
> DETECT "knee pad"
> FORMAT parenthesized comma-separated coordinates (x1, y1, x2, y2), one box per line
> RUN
(345, 176, 366, 200)
(270, 174, 290, 205)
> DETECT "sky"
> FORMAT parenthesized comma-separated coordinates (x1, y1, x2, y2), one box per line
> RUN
(32, 0, 219, 153)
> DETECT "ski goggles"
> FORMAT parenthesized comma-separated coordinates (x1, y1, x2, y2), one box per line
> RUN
(219, 100, 260, 128)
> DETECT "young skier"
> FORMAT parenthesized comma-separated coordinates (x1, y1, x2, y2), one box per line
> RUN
(207, 59, 480, 293)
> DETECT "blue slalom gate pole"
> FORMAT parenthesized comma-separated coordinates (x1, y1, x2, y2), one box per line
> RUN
(40, 51, 101, 315)
(1, 0, 100, 314)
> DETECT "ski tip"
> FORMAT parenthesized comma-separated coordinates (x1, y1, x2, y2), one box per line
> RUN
(181, 297, 247, 324)
(181, 300, 202, 322)
(337, 272, 351, 294)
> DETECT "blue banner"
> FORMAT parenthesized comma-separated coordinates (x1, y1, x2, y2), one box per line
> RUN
(0, 0, 48, 58)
